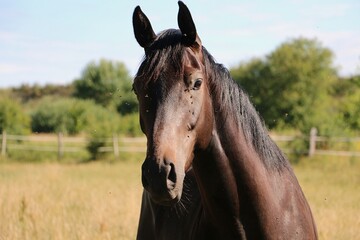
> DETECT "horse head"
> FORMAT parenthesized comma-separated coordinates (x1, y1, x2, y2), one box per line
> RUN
(132, 1, 213, 206)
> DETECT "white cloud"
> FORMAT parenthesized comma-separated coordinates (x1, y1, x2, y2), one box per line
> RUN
(0, 27, 147, 87)
(300, 3, 351, 19)
(0, 31, 19, 41)
(0, 64, 32, 74)
(222, 3, 276, 22)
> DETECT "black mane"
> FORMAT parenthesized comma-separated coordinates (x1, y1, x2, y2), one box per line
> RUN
(135, 29, 288, 170)
(135, 29, 185, 86)
(202, 49, 289, 170)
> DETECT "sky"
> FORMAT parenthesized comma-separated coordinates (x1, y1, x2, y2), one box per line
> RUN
(0, 0, 359, 88)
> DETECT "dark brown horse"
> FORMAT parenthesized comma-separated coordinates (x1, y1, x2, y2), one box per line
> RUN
(132, 2, 317, 239)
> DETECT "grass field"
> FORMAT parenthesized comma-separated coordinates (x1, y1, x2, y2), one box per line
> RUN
(0, 155, 359, 239)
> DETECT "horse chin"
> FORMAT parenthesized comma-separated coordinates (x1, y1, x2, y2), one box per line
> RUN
(160, 194, 181, 207)
(150, 189, 182, 206)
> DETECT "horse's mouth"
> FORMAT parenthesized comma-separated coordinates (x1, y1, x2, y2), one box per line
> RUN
(157, 195, 181, 206)
(148, 188, 182, 206)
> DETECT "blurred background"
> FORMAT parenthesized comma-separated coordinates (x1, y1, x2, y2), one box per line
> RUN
(1, 0, 360, 157)
(1, 0, 359, 87)
(0, 1, 359, 239)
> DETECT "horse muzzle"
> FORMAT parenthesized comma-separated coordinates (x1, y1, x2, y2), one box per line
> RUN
(141, 157, 183, 206)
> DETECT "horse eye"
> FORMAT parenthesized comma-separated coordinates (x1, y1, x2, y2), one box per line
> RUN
(193, 79, 202, 90)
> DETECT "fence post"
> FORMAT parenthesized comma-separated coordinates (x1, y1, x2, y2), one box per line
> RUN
(1, 130, 6, 158)
(308, 127, 317, 157)
(113, 133, 119, 160)
(57, 132, 63, 160)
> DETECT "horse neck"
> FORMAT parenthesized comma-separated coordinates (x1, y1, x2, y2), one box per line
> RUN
(191, 77, 317, 238)
(192, 109, 282, 238)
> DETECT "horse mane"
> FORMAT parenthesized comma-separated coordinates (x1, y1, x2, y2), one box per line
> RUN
(135, 29, 185, 87)
(202, 49, 289, 170)
(135, 29, 289, 170)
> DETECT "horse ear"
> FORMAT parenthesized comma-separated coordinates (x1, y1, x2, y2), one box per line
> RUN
(133, 6, 156, 49)
(177, 1, 202, 50)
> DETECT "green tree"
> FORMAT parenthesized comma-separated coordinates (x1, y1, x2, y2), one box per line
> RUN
(29, 96, 141, 160)
(231, 38, 338, 134)
(333, 75, 360, 133)
(230, 58, 275, 122)
(12, 84, 74, 103)
(73, 59, 133, 108)
(116, 89, 138, 115)
(0, 96, 30, 134)
(31, 97, 122, 135)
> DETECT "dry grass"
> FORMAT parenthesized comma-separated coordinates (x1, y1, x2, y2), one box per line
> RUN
(293, 156, 360, 240)
(0, 159, 143, 240)
(0, 155, 359, 239)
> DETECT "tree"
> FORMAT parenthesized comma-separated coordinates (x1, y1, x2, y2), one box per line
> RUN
(231, 38, 338, 134)
(73, 59, 133, 108)
(0, 96, 30, 134)
(116, 90, 139, 115)
(30, 96, 141, 160)
(30, 97, 124, 135)
(12, 84, 74, 103)
(333, 75, 360, 133)
(230, 58, 275, 122)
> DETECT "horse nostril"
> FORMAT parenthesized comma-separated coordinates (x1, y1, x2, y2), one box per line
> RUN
(167, 163, 177, 185)
(142, 158, 177, 193)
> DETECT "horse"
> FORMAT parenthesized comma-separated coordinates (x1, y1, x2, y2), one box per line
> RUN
(132, 2, 318, 239)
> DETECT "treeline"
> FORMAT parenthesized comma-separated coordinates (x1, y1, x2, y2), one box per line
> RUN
(0, 59, 140, 159)
(231, 38, 360, 136)
(1, 37, 360, 159)
(1, 59, 140, 136)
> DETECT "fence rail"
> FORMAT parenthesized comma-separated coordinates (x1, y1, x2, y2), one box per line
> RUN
(1, 128, 360, 160)
(0, 131, 147, 160)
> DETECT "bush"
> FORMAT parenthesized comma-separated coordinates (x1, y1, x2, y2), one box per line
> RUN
(118, 113, 142, 137)
(30, 97, 127, 135)
(0, 96, 30, 134)
(30, 97, 127, 160)
(31, 97, 93, 134)
(29, 96, 144, 160)
(86, 138, 107, 161)
(85, 107, 122, 160)
(117, 93, 138, 115)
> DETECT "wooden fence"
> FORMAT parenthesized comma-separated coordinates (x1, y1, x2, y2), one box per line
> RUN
(0, 131, 146, 160)
(1, 128, 360, 160)
(271, 127, 360, 157)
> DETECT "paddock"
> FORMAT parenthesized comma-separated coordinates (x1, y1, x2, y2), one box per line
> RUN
(0, 156, 359, 239)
